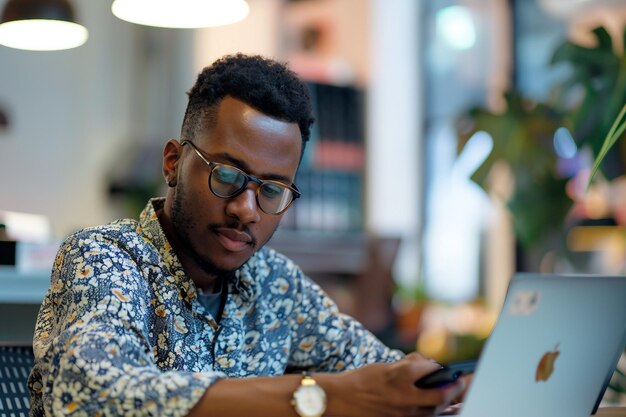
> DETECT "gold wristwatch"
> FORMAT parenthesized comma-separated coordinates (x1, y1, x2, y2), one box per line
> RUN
(291, 371, 327, 417)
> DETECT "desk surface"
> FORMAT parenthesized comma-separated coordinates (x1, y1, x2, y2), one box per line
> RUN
(596, 408, 626, 416)
(0, 266, 49, 303)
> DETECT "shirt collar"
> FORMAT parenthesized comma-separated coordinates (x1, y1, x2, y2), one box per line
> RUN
(137, 197, 257, 303)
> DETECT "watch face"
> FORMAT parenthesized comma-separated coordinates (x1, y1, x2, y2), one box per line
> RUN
(294, 385, 326, 417)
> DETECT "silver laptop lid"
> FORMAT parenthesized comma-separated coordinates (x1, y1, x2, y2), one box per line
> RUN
(460, 273, 626, 417)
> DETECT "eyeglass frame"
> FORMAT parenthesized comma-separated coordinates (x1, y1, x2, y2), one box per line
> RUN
(180, 140, 301, 215)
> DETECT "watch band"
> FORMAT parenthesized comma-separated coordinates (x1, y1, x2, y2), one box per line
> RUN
(301, 371, 316, 386)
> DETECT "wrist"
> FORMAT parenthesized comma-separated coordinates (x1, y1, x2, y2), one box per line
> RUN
(292, 372, 327, 417)
(314, 372, 352, 417)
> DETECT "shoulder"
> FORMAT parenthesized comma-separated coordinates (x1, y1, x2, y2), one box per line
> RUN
(256, 246, 299, 271)
(60, 218, 144, 256)
(241, 247, 305, 295)
(253, 246, 314, 286)
(65, 218, 140, 245)
(252, 247, 328, 297)
(44, 220, 153, 318)
(53, 218, 149, 280)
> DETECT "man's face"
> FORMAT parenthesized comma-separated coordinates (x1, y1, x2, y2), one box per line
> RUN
(164, 96, 301, 277)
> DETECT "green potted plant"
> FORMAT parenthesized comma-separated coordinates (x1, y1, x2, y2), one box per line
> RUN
(456, 25, 626, 270)
(589, 104, 626, 183)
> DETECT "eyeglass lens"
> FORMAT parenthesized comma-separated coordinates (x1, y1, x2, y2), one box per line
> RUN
(209, 165, 295, 214)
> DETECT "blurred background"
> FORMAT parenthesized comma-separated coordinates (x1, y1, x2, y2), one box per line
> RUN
(1, 0, 625, 403)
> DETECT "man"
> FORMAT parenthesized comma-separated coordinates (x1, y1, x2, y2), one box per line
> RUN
(29, 54, 464, 417)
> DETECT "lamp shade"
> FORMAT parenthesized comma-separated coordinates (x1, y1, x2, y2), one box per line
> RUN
(0, 0, 88, 51)
(111, 0, 250, 29)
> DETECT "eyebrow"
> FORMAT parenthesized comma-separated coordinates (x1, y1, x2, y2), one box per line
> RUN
(204, 151, 293, 184)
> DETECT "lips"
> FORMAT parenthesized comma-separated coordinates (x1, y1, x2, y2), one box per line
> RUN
(214, 227, 253, 252)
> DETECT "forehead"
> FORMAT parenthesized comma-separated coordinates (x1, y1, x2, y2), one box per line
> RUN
(195, 97, 302, 178)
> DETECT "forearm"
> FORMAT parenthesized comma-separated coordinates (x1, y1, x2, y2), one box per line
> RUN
(189, 374, 298, 417)
(186, 359, 463, 417)
(187, 373, 352, 417)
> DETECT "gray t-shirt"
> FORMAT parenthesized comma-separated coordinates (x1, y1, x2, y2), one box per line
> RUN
(196, 284, 224, 322)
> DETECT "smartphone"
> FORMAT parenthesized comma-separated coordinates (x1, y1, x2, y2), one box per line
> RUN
(414, 359, 477, 389)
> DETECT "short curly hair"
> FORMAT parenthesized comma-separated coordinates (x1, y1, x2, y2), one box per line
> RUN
(181, 53, 315, 160)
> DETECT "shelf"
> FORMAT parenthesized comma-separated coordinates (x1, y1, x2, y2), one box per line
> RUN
(268, 230, 368, 275)
(280, 82, 366, 233)
(0, 266, 49, 304)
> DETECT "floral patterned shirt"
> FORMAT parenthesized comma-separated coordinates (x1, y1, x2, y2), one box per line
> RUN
(29, 198, 403, 417)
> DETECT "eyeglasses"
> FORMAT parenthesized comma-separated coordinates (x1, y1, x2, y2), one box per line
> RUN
(181, 140, 301, 215)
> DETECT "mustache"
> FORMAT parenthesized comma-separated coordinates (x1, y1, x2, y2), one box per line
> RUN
(210, 221, 257, 246)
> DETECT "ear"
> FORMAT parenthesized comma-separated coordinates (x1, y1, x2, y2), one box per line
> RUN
(163, 139, 183, 186)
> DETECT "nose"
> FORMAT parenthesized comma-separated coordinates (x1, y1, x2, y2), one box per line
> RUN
(225, 187, 262, 224)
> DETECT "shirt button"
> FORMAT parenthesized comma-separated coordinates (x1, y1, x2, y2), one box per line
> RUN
(32, 381, 43, 392)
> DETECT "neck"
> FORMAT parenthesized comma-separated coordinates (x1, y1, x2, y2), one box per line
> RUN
(182, 260, 222, 293)
(155, 201, 222, 293)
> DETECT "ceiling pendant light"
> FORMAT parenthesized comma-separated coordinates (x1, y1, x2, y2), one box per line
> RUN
(111, 0, 250, 29)
(0, 0, 88, 51)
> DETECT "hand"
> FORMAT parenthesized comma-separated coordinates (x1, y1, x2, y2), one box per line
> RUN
(321, 352, 466, 417)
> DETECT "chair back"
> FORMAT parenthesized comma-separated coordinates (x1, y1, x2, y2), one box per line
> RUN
(0, 345, 34, 417)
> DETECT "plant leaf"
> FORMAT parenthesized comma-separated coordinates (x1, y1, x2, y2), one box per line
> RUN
(588, 103, 626, 187)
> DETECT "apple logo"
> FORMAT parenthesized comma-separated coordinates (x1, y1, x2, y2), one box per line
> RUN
(536, 343, 560, 382)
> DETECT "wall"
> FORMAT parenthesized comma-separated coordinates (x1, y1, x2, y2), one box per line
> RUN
(367, 0, 421, 286)
(193, 0, 283, 71)
(0, 0, 193, 238)
(0, 0, 422, 284)
(0, 0, 133, 236)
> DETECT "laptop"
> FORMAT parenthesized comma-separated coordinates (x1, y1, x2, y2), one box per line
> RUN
(459, 273, 626, 417)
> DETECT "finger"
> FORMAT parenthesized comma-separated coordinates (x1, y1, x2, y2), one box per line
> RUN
(405, 351, 425, 361)
(404, 351, 441, 366)
(402, 360, 443, 386)
(438, 403, 463, 416)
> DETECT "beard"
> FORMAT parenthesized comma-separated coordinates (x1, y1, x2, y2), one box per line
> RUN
(170, 180, 239, 280)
